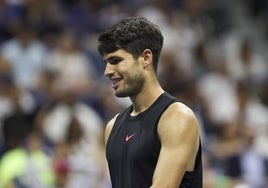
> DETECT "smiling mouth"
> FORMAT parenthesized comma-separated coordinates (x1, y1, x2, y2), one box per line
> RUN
(111, 78, 122, 89)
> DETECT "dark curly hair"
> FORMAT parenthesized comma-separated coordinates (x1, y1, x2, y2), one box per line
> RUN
(98, 17, 163, 71)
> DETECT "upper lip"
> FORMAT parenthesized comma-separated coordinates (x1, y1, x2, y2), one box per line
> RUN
(111, 77, 122, 84)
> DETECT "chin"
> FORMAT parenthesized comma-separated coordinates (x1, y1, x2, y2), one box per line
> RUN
(115, 92, 128, 98)
(114, 89, 131, 98)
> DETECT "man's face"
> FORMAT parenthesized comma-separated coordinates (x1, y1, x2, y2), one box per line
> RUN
(103, 49, 145, 97)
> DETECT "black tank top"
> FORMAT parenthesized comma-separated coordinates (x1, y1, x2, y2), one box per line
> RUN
(106, 92, 203, 188)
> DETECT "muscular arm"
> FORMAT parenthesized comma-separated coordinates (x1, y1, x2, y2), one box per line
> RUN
(151, 102, 200, 188)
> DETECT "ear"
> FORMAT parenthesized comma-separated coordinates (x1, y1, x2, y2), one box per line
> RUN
(142, 49, 153, 68)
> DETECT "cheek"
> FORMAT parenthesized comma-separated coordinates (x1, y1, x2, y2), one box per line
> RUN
(120, 59, 143, 78)
(128, 70, 145, 88)
(126, 66, 143, 80)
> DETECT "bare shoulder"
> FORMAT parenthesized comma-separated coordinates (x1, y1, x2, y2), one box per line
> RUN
(104, 113, 120, 145)
(158, 101, 199, 142)
(161, 101, 198, 125)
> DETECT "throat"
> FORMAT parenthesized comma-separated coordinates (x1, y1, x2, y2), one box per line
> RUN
(130, 90, 165, 116)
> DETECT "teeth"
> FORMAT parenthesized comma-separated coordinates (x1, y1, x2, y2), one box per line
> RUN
(112, 78, 121, 83)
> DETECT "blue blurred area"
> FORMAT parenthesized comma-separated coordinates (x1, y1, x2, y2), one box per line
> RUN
(0, 0, 267, 187)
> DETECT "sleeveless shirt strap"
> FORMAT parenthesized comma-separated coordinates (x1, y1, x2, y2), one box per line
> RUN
(141, 92, 179, 127)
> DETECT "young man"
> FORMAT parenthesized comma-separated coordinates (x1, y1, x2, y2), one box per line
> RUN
(98, 17, 202, 188)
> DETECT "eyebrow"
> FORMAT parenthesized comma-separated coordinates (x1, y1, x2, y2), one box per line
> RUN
(104, 56, 123, 63)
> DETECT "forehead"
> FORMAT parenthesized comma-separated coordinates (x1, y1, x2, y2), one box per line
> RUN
(104, 49, 133, 60)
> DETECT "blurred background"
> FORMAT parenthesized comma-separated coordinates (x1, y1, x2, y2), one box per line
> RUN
(0, 0, 267, 187)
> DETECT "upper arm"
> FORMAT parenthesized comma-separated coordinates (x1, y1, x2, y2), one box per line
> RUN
(104, 113, 119, 145)
(151, 102, 200, 188)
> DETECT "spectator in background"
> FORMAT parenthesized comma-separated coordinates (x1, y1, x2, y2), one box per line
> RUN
(0, 22, 48, 90)
(44, 30, 107, 120)
(21, 0, 65, 52)
(22, 0, 64, 35)
(52, 141, 70, 188)
(63, 115, 107, 188)
(209, 120, 245, 186)
(225, 37, 268, 88)
(236, 82, 268, 142)
(236, 82, 268, 181)
(0, 56, 36, 119)
(46, 31, 97, 97)
(0, 56, 36, 157)
(0, 129, 55, 188)
(190, 40, 213, 80)
(41, 89, 104, 146)
(196, 58, 239, 126)
(240, 125, 267, 188)
(0, 56, 14, 121)
(0, 110, 31, 159)
(0, 93, 55, 188)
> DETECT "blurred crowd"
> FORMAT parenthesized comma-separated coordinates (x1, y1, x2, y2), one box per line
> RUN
(0, 0, 267, 187)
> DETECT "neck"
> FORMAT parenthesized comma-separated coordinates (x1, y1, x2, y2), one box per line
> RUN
(129, 84, 164, 116)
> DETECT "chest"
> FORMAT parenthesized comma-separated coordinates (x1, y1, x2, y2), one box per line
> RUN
(106, 118, 160, 166)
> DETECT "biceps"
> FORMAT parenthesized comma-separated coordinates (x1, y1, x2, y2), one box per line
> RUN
(152, 146, 191, 187)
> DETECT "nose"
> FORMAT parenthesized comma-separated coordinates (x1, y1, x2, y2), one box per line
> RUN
(104, 63, 114, 77)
